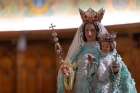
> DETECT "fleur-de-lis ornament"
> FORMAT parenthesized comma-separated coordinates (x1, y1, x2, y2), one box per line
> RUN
(79, 8, 105, 23)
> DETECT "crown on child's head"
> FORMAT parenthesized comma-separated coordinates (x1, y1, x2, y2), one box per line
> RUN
(99, 33, 116, 42)
(79, 8, 105, 23)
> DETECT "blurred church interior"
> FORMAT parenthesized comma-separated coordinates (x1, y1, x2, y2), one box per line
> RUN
(0, 0, 139, 93)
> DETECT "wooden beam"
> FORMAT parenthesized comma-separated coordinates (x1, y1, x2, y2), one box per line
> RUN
(0, 22, 139, 41)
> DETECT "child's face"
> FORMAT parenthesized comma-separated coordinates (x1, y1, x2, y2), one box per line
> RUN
(101, 41, 111, 53)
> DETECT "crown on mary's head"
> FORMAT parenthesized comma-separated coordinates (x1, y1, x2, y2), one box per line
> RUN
(79, 8, 105, 23)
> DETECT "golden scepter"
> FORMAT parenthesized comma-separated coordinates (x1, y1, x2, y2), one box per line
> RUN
(49, 24, 75, 90)
(49, 24, 64, 65)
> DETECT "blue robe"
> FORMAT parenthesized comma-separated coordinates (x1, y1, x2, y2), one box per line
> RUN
(118, 55, 137, 93)
(96, 50, 137, 93)
(57, 43, 137, 93)
(57, 42, 100, 93)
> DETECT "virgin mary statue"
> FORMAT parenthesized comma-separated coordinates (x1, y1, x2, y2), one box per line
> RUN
(57, 8, 108, 93)
(57, 8, 137, 93)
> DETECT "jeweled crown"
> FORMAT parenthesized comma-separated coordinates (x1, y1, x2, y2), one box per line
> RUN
(99, 33, 116, 42)
(79, 8, 105, 23)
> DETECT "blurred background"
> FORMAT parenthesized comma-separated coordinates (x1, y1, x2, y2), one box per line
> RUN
(0, 0, 139, 93)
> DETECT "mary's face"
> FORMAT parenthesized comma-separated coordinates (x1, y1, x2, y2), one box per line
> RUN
(84, 23, 96, 42)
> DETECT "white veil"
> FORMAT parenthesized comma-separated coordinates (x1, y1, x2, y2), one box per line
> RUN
(65, 22, 109, 63)
(64, 24, 84, 63)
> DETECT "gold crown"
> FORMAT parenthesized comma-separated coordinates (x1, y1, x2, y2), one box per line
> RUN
(79, 8, 105, 23)
(99, 33, 117, 42)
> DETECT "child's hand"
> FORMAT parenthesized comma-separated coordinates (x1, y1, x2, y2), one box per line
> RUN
(111, 62, 120, 75)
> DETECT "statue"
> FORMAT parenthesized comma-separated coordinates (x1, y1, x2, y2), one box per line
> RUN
(53, 8, 137, 93)
(97, 33, 137, 93)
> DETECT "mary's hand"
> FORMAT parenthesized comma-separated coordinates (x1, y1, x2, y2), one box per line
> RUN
(60, 63, 71, 77)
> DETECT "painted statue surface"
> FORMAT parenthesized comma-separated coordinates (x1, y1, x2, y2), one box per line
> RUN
(57, 8, 137, 93)
(97, 34, 137, 93)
